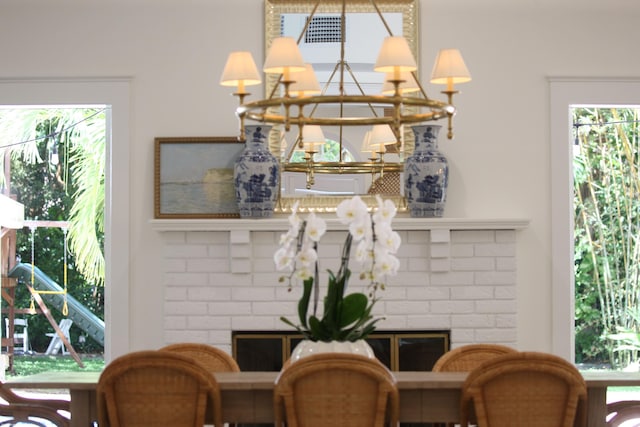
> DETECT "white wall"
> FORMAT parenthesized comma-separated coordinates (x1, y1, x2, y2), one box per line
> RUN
(1, 0, 639, 357)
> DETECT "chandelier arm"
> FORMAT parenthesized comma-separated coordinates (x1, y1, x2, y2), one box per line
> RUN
(370, 0, 395, 36)
(283, 161, 403, 175)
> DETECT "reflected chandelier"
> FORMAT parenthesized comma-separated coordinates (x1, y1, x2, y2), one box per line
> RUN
(220, 0, 471, 189)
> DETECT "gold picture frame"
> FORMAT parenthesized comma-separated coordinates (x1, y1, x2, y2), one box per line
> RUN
(154, 137, 244, 219)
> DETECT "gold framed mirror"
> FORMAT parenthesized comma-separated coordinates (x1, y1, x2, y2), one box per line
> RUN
(264, 0, 419, 213)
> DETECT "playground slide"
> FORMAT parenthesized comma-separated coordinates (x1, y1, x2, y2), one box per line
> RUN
(8, 263, 105, 346)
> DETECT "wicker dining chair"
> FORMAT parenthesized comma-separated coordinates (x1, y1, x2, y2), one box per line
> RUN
(96, 350, 223, 427)
(0, 381, 70, 427)
(460, 351, 587, 427)
(160, 343, 241, 372)
(432, 343, 517, 373)
(606, 400, 640, 426)
(274, 353, 399, 427)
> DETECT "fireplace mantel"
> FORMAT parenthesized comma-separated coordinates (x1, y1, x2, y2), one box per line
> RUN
(150, 217, 530, 232)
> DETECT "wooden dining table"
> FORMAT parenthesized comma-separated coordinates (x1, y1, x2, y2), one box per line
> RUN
(5, 370, 640, 427)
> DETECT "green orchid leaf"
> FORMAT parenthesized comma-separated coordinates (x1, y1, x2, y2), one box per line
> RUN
(338, 293, 368, 328)
(298, 277, 314, 329)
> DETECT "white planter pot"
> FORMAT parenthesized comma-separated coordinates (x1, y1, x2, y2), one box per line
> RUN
(289, 339, 375, 364)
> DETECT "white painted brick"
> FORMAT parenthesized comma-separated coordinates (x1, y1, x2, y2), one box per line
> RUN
(496, 230, 516, 243)
(451, 286, 494, 300)
(474, 329, 517, 343)
(475, 271, 516, 286)
(165, 301, 208, 315)
(231, 259, 251, 274)
(209, 272, 253, 287)
(187, 232, 228, 244)
(475, 300, 516, 314)
(165, 287, 187, 301)
(165, 330, 209, 343)
(252, 272, 285, 286)
(160, 232, 187, 244)
(430, 272, 474, 286)
(496, 257, 516, 271)
(189, 315, 231, 330)
(384, 300, 429, 315)
(230, 244, 250, 258)
(451, 257, 495, 271)
(496, 314, 517, 328)
(397, 243, 429, 259)
(188, 287, 232, 301)
(495, 286, 517, 299)
(450, 243, 474, 257)
(252, 231, 278, 244)
(377, 285, 407, 300)
(452, 314, 495, 328)
(208, 302, 252, 315)
(430, 242, 450, 258)
(378, 315, 408, 329)
(164, 244, 208, 259)
(187, 258, 230, 273)
(451, 230, 494, 243)
(407, 315, 451, 329)
(164, 272, 208, 286)
(164, 316, 187, 330)
(230, 230, 250, 244)
(430, 258, 450, 272)
(430, 300, 475, 314)
(253, 257, 278, 273)
(475, 243, 516, 257)
(450, 328, 475, 344)
(406, 258, 430, 273)
(232, 316, 278, 330)
(406, 286, 449, 300)
(208, 330, 234, 345)
(164, 259, 186, 272)
(232, 287, 275, 301)
(406, 230, 429, 244)
(431, 229, 450, 243)
(253, 301, 294, 315)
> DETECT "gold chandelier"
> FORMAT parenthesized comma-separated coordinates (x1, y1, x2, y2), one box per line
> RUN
(220, 0, 470, 190)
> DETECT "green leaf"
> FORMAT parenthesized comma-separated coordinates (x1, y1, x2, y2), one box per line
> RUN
(338, 293, 368, 328)
(298, 277, 314, 329)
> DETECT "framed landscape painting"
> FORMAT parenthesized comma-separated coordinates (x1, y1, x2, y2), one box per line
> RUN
(154, 137, 244, 218)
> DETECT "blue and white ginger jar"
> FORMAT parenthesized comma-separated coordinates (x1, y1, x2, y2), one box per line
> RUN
(404, 124, 448, 217)
(234, 125, 280, 218)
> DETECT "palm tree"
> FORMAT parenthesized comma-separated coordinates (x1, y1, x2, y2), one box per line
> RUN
(0, 107, 106, 286)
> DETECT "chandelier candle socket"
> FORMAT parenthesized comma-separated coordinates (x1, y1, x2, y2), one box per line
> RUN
(274, 195, 401, 342)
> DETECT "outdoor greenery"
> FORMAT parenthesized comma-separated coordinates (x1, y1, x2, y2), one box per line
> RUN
(573, 107, 640, 368)
(0, 108, 106, 354)
(6, 355, 104, 378)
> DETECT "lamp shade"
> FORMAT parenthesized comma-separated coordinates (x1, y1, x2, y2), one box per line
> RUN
(374, 36, 417, 76)
(220, 51, 261, 90)
(290, 64, 321, 97)
(263, 37, 306, 77)
(369, 124, 397, 146)
(430, 48, 471, 86)
(382, 71, 420, 95)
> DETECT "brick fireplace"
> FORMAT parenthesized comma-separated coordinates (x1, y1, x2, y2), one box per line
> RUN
(153, 217, 527, 357)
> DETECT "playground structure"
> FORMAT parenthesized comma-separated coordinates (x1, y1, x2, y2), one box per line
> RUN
(1, 196, 105, 370)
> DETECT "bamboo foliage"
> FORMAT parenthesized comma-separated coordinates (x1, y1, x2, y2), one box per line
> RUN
(573, 107, 640, 368)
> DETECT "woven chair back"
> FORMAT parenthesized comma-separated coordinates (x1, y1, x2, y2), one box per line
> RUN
(274, 353, 399, 427)
(461, 351, 587, 427)
(0, 381, 70, 427)
(160, 343, 240, 372)
(432, 343, 517, 372)
(607, 400, 640, 426)
(96, 350, 223, 427)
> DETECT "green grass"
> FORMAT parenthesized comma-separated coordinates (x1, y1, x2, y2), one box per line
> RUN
(7, 354, 104, 378)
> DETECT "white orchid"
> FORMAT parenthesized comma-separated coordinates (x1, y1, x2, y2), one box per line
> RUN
(274, 196, 401, 342)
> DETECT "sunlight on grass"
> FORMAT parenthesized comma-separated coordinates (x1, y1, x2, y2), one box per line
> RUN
(7, 355, 104, 378)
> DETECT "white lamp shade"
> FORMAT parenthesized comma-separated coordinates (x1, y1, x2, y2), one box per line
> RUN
(369, 124, 397, 146)
(302, 125, 325, 144)
(290, 64, 321, 97)
(360, 131, 373, 152)
(263, 37, 306, 75)
(220, 51, 261, 88)
(382, 71, 420, 95)
(430, 48, 472, 85)
(374, 36, 417, 74)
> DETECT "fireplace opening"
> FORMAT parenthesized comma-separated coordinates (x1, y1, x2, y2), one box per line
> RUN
(232, 330, 450, 371)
